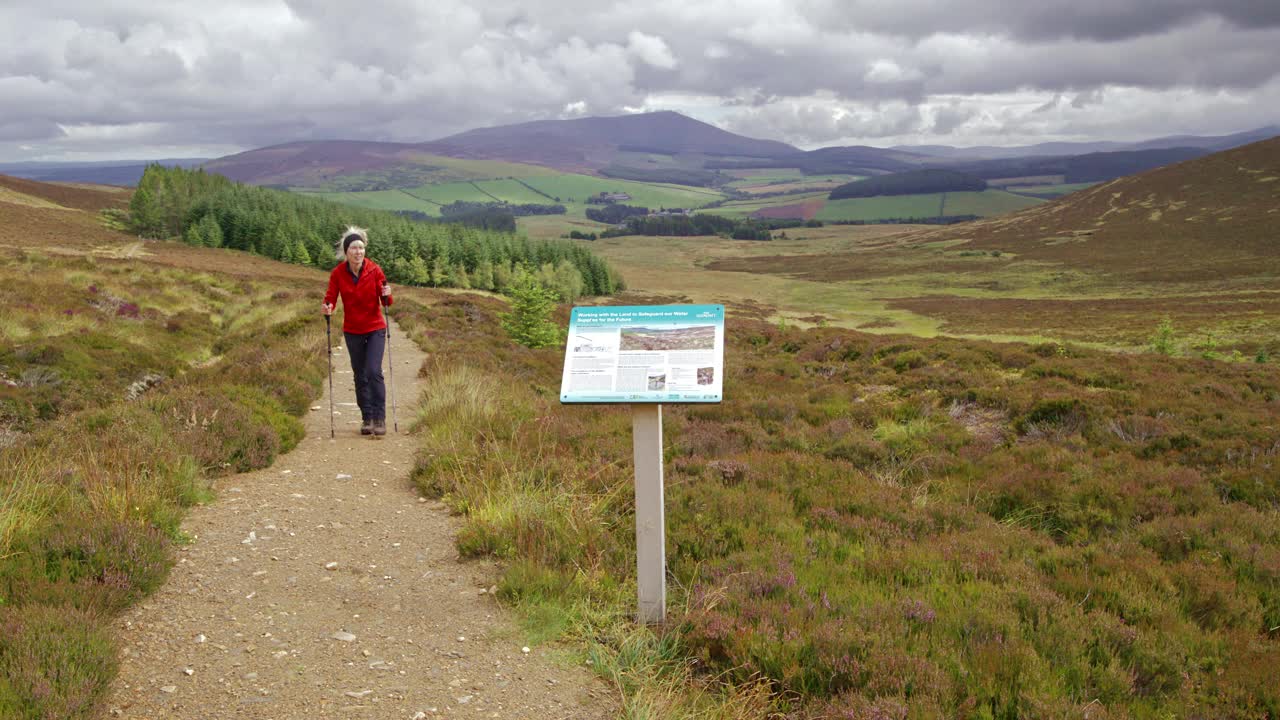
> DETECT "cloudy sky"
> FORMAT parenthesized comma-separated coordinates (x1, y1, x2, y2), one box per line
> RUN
(2, 0, 1279, 162)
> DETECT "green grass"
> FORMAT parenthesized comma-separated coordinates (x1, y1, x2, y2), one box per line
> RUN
(294, 188, 441, 214)
(473, 178, 559, 205)
(400, 181, 496, 206)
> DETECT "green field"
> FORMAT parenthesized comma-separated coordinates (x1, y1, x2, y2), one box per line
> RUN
(473, 178, 558, 205)
(301, 172, 728, 224)
(519, 174, 724, 210)
(816, 190, 1043, 222)
(294, 188, 443, 214)
(724, 172, 860, 191)
(516, 214, 611, 240)
(702, 191, 829, 219)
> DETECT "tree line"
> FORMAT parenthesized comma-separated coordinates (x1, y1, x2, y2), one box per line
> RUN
(128, 164, 623, 301)
(585, 204, 651, 224)
(600, 213, 777, 240)
(440, 200, 566, 217)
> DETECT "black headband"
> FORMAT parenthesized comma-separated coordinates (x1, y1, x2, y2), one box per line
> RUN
(342, 234, 365, 253)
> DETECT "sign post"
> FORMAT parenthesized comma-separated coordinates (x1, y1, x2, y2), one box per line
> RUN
(560, 305, 725, 624)
(632, 403, 665, 623)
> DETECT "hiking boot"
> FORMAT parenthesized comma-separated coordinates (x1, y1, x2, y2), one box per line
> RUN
(360, 419, 373, 435)
(372, 418, 386, 436)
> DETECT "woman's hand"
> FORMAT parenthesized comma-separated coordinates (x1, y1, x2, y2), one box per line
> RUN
(322, 302, 334, 316)
(381, 284, 391, 298)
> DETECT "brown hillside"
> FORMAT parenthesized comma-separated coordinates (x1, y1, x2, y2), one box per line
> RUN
(0, 174, 129, 212)
(0, 175, 325, 283)
(201, 140, 423, 186)
(906, 137, 1280, 281)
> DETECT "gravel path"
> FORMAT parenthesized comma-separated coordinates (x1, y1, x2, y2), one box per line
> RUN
(107, 318, 614, 719)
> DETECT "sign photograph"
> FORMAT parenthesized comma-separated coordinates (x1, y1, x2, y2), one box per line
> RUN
(559, 304, 725, 404)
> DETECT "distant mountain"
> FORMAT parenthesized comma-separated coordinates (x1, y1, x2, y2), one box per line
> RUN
(1127, 125, 1280, 152)
(902, 137, 1280, 281)
(894, 126, 1279, 160)
(0, 158, 209, 186)
(200, 111, 800, 187)
(422, 111, 797, 167)
(198, 112, 1277, 193)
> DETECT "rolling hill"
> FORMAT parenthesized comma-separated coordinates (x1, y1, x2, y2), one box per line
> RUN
(201, 112, 800, 187)
(423, 110, 797, 166)
(714, 137, 1280, 285)
(926, 136, 1280, 281)
(893, 125, 1280, 159)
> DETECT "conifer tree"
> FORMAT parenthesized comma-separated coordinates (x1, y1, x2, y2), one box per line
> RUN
(500, 267, 562, 349)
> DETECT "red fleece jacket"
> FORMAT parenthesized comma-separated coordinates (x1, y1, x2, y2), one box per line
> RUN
(324, 259, 393, 334)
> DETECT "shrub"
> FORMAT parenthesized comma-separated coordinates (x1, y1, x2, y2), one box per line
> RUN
(884, 350, 926, 373)
(0, 605, 117, 719)
(149, 387, 279, 474)
(0, 514, 169, 614)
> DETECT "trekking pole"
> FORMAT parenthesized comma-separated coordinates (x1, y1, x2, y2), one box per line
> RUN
(381, 285, 398, 433)
(324, 313, 335, 439)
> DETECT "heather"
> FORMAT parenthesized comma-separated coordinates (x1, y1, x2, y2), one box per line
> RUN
(0, 249, 326, 718)
(397, 295, 1279, 718)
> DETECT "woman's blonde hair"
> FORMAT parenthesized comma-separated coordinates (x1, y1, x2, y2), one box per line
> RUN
(335, 225, 369, 260)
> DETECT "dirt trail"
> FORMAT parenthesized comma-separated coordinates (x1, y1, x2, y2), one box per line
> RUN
(107, 318, 613, 719)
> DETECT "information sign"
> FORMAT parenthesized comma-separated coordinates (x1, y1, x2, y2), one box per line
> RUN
(559, 304, 725, 404)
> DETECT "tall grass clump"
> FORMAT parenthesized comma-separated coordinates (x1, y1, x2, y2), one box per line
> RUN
(0, 251, 327, 719)
(397, 290, 1280, 718)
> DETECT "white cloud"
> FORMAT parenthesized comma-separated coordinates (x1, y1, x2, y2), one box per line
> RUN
(627, 31, 677, 70)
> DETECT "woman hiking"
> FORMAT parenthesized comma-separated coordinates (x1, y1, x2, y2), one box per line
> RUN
(322, 226, 393, 436)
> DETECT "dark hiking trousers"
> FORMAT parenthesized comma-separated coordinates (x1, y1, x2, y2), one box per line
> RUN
(344, 329, 386, 421)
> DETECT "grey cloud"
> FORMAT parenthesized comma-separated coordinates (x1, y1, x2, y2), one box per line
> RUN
(809, 0, 1280, 42)
(930, 104, 976, 135)
(723, 101, 927, 144)
(0, 0, 1278, 161)
(0, 119, 65, 143)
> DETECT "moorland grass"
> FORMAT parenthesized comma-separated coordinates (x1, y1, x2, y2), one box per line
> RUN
(395, 293, 1280, 719)
(0, 250, 326, 719)
(589, 227, 1280, 353)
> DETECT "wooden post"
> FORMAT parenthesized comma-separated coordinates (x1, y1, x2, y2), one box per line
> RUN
(632, 403, 665, 624)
